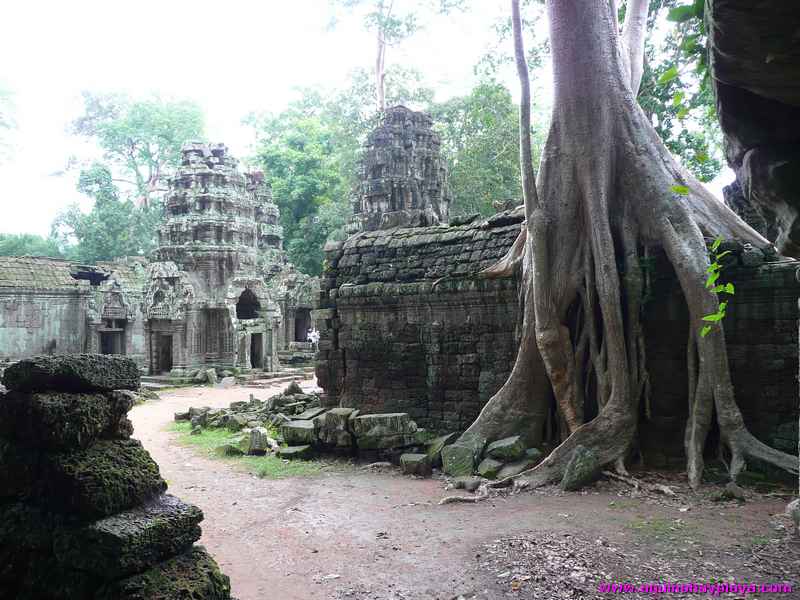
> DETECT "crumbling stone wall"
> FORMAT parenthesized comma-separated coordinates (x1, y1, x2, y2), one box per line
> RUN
(0, 354, 231, 599)
(317, 211, 800, 460)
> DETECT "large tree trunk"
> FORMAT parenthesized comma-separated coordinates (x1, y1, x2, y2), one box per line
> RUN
(463, 0, 798, 489)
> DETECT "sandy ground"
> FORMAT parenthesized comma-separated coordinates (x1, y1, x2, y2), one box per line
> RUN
(130, 382, 799, 600)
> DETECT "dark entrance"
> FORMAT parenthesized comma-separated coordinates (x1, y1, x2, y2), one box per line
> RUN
(236, 289, 260, 320)
(157, 335, 173, 373)
(294, 308, 312, 342)
(250, 333, 263, 369)
(100, 331, 124, 354)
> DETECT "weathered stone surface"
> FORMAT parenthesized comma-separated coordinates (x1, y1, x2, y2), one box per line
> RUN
(560, 445, 600, 491)
(2, 354, 140, 393)
(496, 448, 542, 480)
(245, 427, 271, 455)
(282, 420, 317, 445)
(317, 407, 357, 448)
(400, 453, 432, 477)
(351, 412, 418, 449)
(95, 546, 231, 600)
(219, 376, 236, 388)
(453, 476, 482, 492)
(53, 494, 203, 578)
(227, 413, 248, 432)
(295, 406, 327, 421)
(477, 457, 503, 479)
(788, 498, 799, 537)
(426, 432, 458, 468)
(43, 439, 167, 518)
(285, 381, 303, 395)
(724, 482, 747, 501)
(442, 434, 486, 477)
(174, 411, 190, 421)
(0, 391, 136, 450)
(278, 445, 313, 460)
(485, 435, 525, 462)
(0, 437, 41, 499)
(205, 369, 218, 386)
(0, 503, 57, 549)
(215, 442, 244, 457)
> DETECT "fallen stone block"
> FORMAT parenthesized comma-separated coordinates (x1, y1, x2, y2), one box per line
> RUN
(174, 411, 190, 421)
(453, 476, 483, 492)
(218, 376, 236, 388)
(441, 433, 486, 476)
(485, 435, 525, 462)
(400, 453, 432, 477)
(496, 448, 543, 481)
(426, 432, 458, 468)
(94, 546, 231, 600)
(285, 381, 303, 395)
(477, 457, 503, 479)
(54, 494, 203, 579)
(278, 445, 314, 460)
(282, 420, 317, 445)
(226, 414, 249, 432)
(294, 407, 327, 421)
(205, 369, 218, 386)
(1, 354, 140, 393)
(43, 439, 167, 518)
(0, 390, 134, 450)
(244, 427, 271, 455)
(560, 445, 599, 491)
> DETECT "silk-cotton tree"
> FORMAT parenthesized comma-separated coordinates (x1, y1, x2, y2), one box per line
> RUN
(460, 0, 797, 489)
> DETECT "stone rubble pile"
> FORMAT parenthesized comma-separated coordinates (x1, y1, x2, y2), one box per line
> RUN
(441, 433, 544, 482)
(177, 382, 461, 465)
(0, 354, 232, 600)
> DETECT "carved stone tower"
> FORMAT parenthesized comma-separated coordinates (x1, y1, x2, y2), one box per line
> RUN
(348, 106, 452, 233)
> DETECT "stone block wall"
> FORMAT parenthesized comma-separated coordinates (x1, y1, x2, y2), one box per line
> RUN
(317, 210, 800, 461)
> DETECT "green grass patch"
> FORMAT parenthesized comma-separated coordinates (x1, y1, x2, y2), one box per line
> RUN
(167, 421, 351, 479)
(627, 516, 686, 540)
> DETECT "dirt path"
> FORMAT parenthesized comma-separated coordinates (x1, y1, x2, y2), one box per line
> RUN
(130, 384, 798, 600)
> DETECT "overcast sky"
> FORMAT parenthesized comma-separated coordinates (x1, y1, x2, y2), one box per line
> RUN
(0, 0, 729, 237)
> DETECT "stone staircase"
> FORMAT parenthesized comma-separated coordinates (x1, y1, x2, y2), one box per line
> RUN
(139, 366, 316, 391)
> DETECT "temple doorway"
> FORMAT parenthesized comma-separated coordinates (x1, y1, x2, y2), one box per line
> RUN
(157, 335, 173, 373)
(250, 333, 263, 369)
(294, 308, 311, 342)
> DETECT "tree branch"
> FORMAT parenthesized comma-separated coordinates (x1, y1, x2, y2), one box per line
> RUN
(511, 0, 538, 217)
(621, 0, 649, 96)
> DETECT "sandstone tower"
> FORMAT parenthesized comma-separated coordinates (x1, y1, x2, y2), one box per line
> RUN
(348, 106, 452, 233)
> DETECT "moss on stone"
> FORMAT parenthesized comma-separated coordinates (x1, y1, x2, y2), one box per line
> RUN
(95, 546, 231, 600)
(2, 353, 140, 393)
(43, 439, 167, 518)
(0, 390, 134, 450)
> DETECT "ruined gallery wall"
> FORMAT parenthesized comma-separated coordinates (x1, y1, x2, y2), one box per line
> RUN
(0, 288, 89, 360)
(316, 211, 800, 460)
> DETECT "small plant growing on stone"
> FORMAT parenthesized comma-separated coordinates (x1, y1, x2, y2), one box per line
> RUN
(700, 236, 735, 337)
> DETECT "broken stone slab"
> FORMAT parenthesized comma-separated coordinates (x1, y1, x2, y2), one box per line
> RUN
(485, 435, 525, 462)
(282, 401, 307, 415)
(278, 445, 313, 460)
(453, 476, 483, 492)
(350, 413, 417, 437)
(294, 407, 327, 421)
(724, 481, 747, 501)
(270, 412, 291, 427)
(42, 439, 167, 518)
(560, 445, 600, 491)
(285, 381, 303, 395)
(174, 411, 190, 421)
(787, 499, 799, 537)
(226, 414, 249, 432)
(477, 457, 504, 479)
(355, 432, 418, 450)
(243, 427, 271, 455)
(426, 432, 458, 468)
(205, 369, 218, 386)
(282, 420, 318, 445)
(496, 448, 543, 480)
(0, 390, 135, 450)
(2, 354, 140, 393)
(442, 433, 486, 477)
(193, 371, 207, 384)
(400, 453, 432, 477)
(53, 494, 203, 579)
(215, 442, 244, 457)
(190, 415, 205, 430)
(94, 546, 231, 600)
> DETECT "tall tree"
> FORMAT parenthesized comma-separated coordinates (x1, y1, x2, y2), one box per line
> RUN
(459, 0, 796, 489)
(0, 234, 62, 258)
(70, 92, 205, 208)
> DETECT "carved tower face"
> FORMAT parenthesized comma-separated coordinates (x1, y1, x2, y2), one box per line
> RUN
(348, 106, 452, 233)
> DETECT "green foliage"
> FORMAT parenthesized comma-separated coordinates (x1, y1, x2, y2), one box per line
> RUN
(51, 164, 163, 263)
(0, 233, 63, 258)
(636, 0, 723, 182)
(700, 237, 735, 337)
(70, 91, 205, 207)
(431, 80, 543, 216)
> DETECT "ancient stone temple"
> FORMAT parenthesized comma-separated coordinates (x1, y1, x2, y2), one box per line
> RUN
(0, 143, 317, 378)
(316, 110, 800, 466)
(347, 105, 452, 234)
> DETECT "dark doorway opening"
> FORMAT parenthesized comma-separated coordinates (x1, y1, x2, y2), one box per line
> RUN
(157, 335, 173, 373)
(236, 289, 260, 320)
(100, 331, 124, 355)
(294, 308, 312, 342)
(251, 333, 263, 369)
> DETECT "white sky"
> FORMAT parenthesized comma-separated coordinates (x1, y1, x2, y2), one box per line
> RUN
(0, 0, 729, 237)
